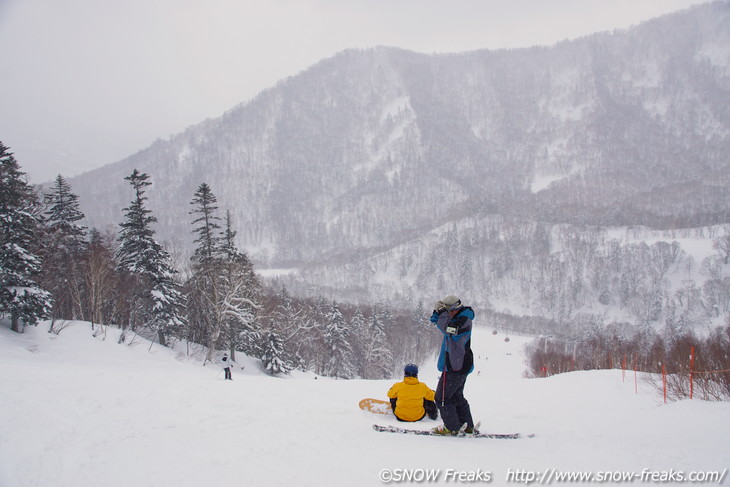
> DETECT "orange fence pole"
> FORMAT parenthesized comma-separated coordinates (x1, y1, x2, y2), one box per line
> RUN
(689, 346, 695, 400)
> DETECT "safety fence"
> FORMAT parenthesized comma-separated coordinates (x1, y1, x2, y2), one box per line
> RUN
(526, 336, 730, 402)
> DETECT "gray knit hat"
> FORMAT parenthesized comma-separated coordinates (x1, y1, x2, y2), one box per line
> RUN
(442, 295, 461, 310)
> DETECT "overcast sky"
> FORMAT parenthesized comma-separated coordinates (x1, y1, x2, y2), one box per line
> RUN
(0, 0, 708, 184)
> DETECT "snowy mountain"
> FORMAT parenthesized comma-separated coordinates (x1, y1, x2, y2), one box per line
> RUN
(68, 3, 730, 323)
(2, 321, 728, 487)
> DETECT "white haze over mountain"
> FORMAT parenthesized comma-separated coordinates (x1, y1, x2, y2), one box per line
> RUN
(0, 0, 710, 184)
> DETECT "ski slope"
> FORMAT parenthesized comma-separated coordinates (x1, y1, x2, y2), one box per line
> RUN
(1, 322, 728, 487)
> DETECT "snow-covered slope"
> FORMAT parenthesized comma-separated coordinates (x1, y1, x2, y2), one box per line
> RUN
(1, 322, 728, 486)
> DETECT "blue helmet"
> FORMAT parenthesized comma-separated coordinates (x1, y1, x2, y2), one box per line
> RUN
(404, 363, 418, 377)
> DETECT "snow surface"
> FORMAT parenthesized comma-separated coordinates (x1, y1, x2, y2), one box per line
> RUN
(1, 322, 728, 487)
(530, 173, 567, 193)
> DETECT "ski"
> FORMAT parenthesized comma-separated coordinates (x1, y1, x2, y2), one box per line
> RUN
(372, 424, 530, 439)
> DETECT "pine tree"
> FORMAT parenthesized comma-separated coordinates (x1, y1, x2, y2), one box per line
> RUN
(186, 183, 224, 355)
(187, 185, 261, 362)
(0, 142, 52, 332)
(44, 175, 87, 243)
(117, 169, 185, 346)
(323, 301, 355, 379)
(350, 306, 369, 375)
(117, 170, 156, 275)
(270, 285, 296, 337)
(190, 183, 221, 265)
(310, 295, 331, 375)
(41, 174, 87, 320)
(261, 331, 291, 375)
(220, 210, 239, 263)
(148, 258, 187, 346)
(268, 285, 316, 371)
(363, 305, 394, 379)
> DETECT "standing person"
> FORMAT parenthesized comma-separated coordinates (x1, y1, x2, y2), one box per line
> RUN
(387, 363, 439, 422)
(429, 295, 476, 435)
(221, 354, 233, 380)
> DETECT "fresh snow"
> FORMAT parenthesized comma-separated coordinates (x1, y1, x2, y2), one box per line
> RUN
(1, 322, 728, 487)
(530, 173, 567, 193)
(696, 43, 730, 73)
(256, 267, 299, 278)
(379, 95, 411, 122)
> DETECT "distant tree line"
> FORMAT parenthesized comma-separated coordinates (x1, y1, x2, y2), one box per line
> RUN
(524, 316, 730, 401)
(0, 142, 438, 378)
(285, 217, 730, 372)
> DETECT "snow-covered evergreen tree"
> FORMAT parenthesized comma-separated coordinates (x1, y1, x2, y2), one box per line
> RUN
(187, 183, 224, 354)
(148, 261, 187, 346)
(305, 295, 330, 375)
(323, 301, 355, 379)
(270, 286, 296, 336)
(265, 285, 302, 364)
(117, 169, 185, 345)
(350, 306, 368, 376)
(44, 175, 87, 244)
(41, 174, 87, 320)
(189, 183, 221, 265)
(363, 305, 393, 379)
(187, 185, 261, 362)
(261, 331, 291, 376)
(117, 170, 156, 275)
(0, 142, 52, 332)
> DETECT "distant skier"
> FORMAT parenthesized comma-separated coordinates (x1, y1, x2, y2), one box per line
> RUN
(429, 295, 476, 435)
(221, 354, 233, 380)
(387, 364, 438, 422)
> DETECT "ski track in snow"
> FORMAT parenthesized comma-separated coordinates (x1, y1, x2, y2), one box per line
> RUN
(1, 322, 728, 487)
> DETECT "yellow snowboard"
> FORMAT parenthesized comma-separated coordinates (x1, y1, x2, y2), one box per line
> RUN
(359, 398, 393, 415)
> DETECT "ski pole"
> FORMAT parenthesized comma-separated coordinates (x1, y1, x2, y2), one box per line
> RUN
(441, 371, 446, 407)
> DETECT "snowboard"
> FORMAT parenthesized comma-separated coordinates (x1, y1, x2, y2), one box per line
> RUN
(359, 398, 393, 415)
(372, 423, 531, 439)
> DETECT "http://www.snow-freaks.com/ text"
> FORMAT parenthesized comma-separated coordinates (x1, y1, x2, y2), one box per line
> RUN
(378, 467, 728, 484)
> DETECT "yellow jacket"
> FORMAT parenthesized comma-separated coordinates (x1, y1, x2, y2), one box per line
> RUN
(387, 376, 436, 422)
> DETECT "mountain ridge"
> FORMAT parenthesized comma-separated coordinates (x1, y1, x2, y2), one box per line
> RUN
(68, 2, 730, 316)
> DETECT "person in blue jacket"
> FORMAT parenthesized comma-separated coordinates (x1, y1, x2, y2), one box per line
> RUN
(429, 295, 476, 435)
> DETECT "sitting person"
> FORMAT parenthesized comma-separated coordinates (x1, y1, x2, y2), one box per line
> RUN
(387, 364, 438, 422)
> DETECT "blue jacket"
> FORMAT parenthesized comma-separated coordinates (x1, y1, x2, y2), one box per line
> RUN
(430, 307, 474, 373)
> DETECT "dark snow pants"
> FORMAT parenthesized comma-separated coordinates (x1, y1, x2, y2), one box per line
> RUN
(224, 367, 232, 380)
(435, 371, 474, 431)
(424, 399, 439, 420)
